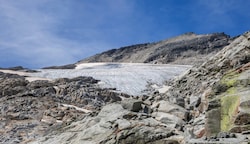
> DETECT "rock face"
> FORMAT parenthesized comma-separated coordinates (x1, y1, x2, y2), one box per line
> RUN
(164, 31, 250, 143)
(0, 72, 129, 144)
(42, 64, 76, 69)
(31, 103, 179, 144)
(78, 32, 231, 66)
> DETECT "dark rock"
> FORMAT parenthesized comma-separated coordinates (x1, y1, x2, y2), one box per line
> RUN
(143, 105, 150, 114)
(0, 66, 38, 72)
(27, 80, 53, 89)
(234, 113, 250, 125)
(121, 99, 143, 112)
(42, 64, 76, 69)
(207, 99, 220, 111)
(0, 66, 25, 71)
(175, 97, 185, 107)
(217, 132, 230, 138)
(79, 33, 230, 66)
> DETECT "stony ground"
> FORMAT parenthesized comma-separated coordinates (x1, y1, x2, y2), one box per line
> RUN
(30, 32, 250, 144)
(0, 31, 249, 144)
(0, 73, 131, 144)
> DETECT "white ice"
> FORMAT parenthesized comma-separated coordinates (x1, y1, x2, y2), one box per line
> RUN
(30, 63, 191, 96)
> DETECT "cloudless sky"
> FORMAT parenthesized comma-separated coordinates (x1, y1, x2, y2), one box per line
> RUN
(0, 0, 249, 68)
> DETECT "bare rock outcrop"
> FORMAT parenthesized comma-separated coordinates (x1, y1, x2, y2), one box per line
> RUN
(79, 32, 231, 66)
(0, 73, 129, 144)
(163, 31, 250, 143)
(1, 31, 249, 144)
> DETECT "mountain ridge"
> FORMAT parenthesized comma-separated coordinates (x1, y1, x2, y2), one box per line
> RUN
(42, 32, 232, 69)
(78, 32, 231, 66)
(0, 31, 249, 144)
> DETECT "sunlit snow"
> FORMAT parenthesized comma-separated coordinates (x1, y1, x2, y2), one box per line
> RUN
(30, 63, 191, 95)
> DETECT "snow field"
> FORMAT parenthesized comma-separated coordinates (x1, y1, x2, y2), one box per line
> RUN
(30, 63, 191, 95)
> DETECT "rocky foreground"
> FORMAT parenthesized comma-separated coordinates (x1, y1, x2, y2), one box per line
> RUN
(0, 73, 132, 143)
(0, 31, 249, 144)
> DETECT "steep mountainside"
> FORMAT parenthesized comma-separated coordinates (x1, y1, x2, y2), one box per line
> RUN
(0, 31, 249, 144)
(163, 31, 250, 142)
(31, 32, 249, 144)
(78, 32, 231, 66)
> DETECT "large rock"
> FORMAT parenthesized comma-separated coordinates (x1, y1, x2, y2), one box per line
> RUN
(121, 99, 143, 112)
(152, 112, 185, 129)
(152, 100, 188, 120)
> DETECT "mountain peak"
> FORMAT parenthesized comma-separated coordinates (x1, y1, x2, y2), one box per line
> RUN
(78, 32, 231, 66)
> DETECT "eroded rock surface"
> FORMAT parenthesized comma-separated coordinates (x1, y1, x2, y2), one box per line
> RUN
(0, 73, 128, 144)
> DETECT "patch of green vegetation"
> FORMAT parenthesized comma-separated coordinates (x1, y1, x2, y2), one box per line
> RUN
(209, 69, 248, 134)
(212, 71, 241, 96)
(220, 71, 239, 88)
(221, 89, 240, 131)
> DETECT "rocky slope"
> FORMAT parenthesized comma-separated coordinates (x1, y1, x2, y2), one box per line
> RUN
(29, 32, 249, 144)
(0, 31, 249, 144)
(164, 31, 250, 143)
(0, 72, 131, 144)
(78, 32, 231, 66)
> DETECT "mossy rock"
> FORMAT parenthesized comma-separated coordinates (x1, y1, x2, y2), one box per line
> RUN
(220, 71, 239, 87)
(211, 71, 241, 96)
(207, 69, 249, 135)
(220, 94, 240, 131)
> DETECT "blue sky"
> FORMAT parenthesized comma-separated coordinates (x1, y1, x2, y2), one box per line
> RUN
(0, 0, 249, 68)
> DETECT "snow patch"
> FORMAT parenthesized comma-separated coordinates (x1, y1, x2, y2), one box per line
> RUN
(30, 63, 191, 96)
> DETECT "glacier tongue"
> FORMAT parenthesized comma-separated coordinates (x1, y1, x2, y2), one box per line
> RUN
(30, 63, 191, 96)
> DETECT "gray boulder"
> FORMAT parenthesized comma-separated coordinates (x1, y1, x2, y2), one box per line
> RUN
(121, 99, 143, 112)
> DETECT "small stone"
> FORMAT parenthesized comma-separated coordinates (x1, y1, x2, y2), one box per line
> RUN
(143, 100, 151, 105)
(229, 133, 236, 138)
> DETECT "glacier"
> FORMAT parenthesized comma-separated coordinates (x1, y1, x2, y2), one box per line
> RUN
(30, 63, 191, 96)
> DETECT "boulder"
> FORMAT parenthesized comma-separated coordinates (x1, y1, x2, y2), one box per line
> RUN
(152, 100, 188, 120)
(121, 99, 143, 112)
(152, 112, 185, 129)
